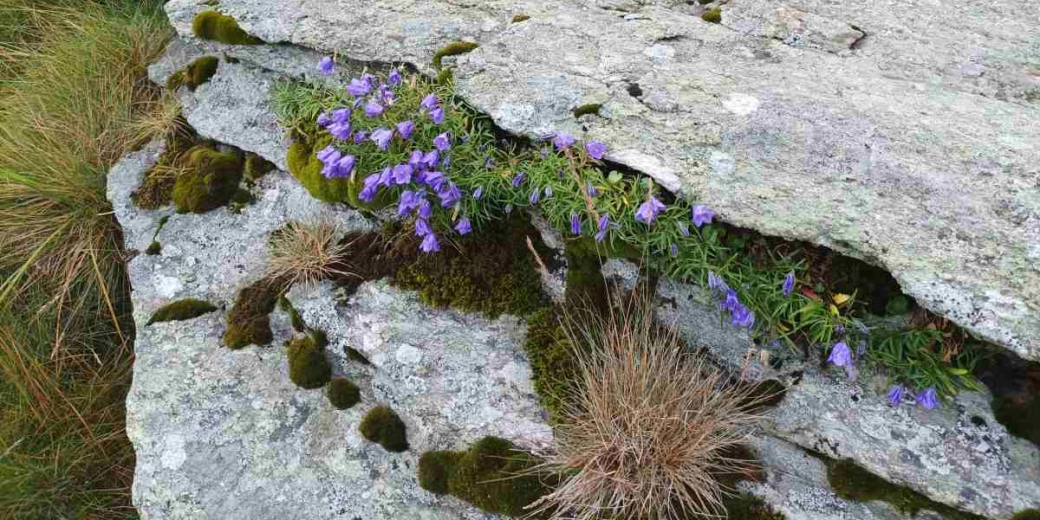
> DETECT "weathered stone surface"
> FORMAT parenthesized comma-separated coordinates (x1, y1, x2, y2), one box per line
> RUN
(768, 363, 1040, 519)
(110, 141, 551, 519)
(163, 0, 1040, 361)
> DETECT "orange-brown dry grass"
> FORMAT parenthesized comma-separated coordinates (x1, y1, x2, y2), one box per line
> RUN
(527, 292, 770, 520)
(265, 220, 355, 288)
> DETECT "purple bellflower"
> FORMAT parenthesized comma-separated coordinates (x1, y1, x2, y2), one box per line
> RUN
(887, 385, 905, 407)
(595, 214, 610, 242)
(437, 183, 461, 207)
(455, 217, 472, 235)
(585, 140, 607, 160)
(418, 199, 432, 219)
(327, 155, 355, 179)
(353, 131, 368, 144)
(396, 121, 416, 141)
(635, 196, 666, 224)
(472, 186, 483, 200)
(544, 186, 553, 198)
(422, 149, 440, 170)
(423, 170, 446, 191)
(364, 101, 384, 118)
(678, 221, 690, 237)
(318, 56, 334, 75)
(420, 93, 439, 111)
(408, 150, 425, 170)
(529, 188, 540, 205)
(511, 172, 525, 188)
(731, 305, 755, 328)
(692, 205, 715, 228)
(331, 108, 350, 124)
(316, 145, 339, 164)
(782, 271, 796, 297)
(358, 173, 381, 202)
(827, 341, 853, 367)
(391, 164, 413, 185)
(316, 112, 332, 128)
(570, 213, 581, 235)
(415, 218, 432, 237)
(429, 107, 445, 124)
(329, 122, 352, 141)
(370, 128, 393, 151)
(377, 166, 393, 188)
(398, 190, 420, 216)
(586, 180, 599, 198)
(347, 78, 371, 97)
(433, 132, 451, 151)
(388, 69, 402, 87)
(553, 132, 575, 150)
(420, 233, 441, 253)
(916, 388, 939, 409)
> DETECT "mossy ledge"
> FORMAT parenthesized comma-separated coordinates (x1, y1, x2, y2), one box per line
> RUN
(286, 136, 391, 210)
(223, 278, 282, 349)
(166, 55, 219, 92)
(432, 41, 479, 70)
(172, 145, 244, 214)
(286, 329, 331, 389)
(147, 298, 218, 325)
(359, 405, 409, 452)
(824, 456, 984, 520)
(192, 10, 264, 45)
(417, 436, 549, 517)
(572, 103, 602, 118)
(326, 377, 360, 409)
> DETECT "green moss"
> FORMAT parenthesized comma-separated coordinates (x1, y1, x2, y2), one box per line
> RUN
(344, 345, 371, 365)
(147, 298, 218, 325)
(132, 117, 199, 209)
(697, 0, 713, 4)
(167, 56, 219, 92)
(523, 307, 579, 423)
(326, 377, 361, 409)
(417, 436, 548, 517)
(432, 41, 479, 70)
(359, 405, 409, 452)
(702, 7, 722, 23)
(511, 14, 530, 23)
(172, 146, 243, 213)
(145, 240, 161, 255)
(286, 329, 332, 389)
(436, 68, 453, 86)
(826, 457, 984, 520)
(564, 239, 608, 312)
(278, 296, 306, 332)
(1013, 510, 1040, 520)
(243, 152, 274, 181)
(192, 10, 263, 45)
(285, 137, 391, 210)
(721, 494, 786, 519)
(391, 215, 549, 318)
(223, 278, 282, 349)
(572, 103, 601, 118)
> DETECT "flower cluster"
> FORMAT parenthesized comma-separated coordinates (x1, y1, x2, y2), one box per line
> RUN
(706, 271, 755, 329)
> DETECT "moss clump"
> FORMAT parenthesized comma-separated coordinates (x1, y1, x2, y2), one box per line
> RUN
(243, 152, 274, 181)
(167, 56, 219, 92)
(285, 137, 391, 210)
(344, 345, 371, 365)
(223, 278, 282, 349)
(564, 239, 608, 312)
(722, 494, 786, 519)
(511, 14, 530, 23)
(326, 377, 360, 409)
(132, 117, 200, 209)
(432, 41, 479, 70)
(523, 307, 580, 423)
(572, 103, 601, 118)
(1013, 510, 1040, 520)
(192, 10, 263, 45)
(147, 298, 218, 325)
(359, 405, 409, 452)
(701, 7, 722, 23)
(392, 215, 549, 318)
(417, 436, 548, 517)
(172, 145, 243, 213)
(145, 240, 161, 255)
(287, 329, 331, 389)
(826, 457, 984, 520)
(278, 296, 306, 332)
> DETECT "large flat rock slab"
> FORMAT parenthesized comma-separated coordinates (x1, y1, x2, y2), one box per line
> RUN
(164, 0, 1040, 361)
(109, 142, 551, 519)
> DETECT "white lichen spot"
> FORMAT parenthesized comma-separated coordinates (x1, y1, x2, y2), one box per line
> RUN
(395, 344, 422, 365)
(645, 44, 676, 62)
(722, 93, 761, 116)
(153, 273, 183, 298)
(161, 434, 187, 470)
(710, 151, 736, 175)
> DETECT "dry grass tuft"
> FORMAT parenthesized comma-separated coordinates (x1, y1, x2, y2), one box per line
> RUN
(528, 291, 771, 520)
(266, 220, 355, 288)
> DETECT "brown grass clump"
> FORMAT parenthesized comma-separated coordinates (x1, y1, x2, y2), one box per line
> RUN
(265, 220, 354, 288)
(527, 292, 770, 520)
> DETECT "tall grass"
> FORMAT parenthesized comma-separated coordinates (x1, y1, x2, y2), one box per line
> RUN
(0, 0, 172, 517)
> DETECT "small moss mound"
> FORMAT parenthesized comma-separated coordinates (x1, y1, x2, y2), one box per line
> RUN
(432, 41, 479, 70)
(285, 137, 391, 210)
(147, 298, 218, 325)
(702, 7, 722, 23)
(287, 329, 332, 389)
(511, 14, 530, 23)
(244, 152, 274, 181)
(344, 345, 371, 365)
(192, 10, 263, 45)
(417, 436, 548, 517)
(572, 103, 601, 118)
(523, 307, 580, 423)
(145, 240, 162, 255)
(1013, 510, 1040, 520)
(326, 377, 360, 409)
(167, 56, 219, 92)
(359, 405, 408, 452)
(172, 145, 243, 213)
(132, 117, 200, 209)
(826, 457, 983, 519)
(223, 278, 282, 349)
